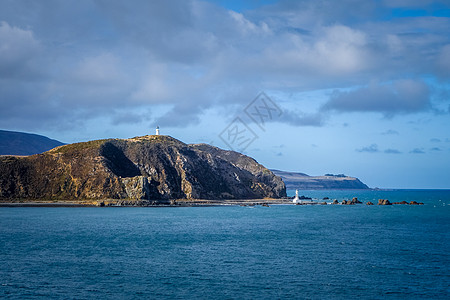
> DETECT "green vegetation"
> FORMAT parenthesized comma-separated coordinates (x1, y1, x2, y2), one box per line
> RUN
(50, 139, 112, 154)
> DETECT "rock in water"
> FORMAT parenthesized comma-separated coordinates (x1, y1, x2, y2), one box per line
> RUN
(0, 135, 286, 202)
(351, 197, 362, 204)
(410, 201, 424, 205)
(366, 201, 374, 205)
(392, 201, 409, 205)
(378, 199, 392, 205)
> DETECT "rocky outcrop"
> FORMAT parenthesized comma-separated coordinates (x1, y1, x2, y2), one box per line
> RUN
(0, 135, 286, 202)
(378, 199, 391, 205)
(392, 201, 408, 205)
(271, 170, 369, 190)
(351, 197, 362, 204)
(366, 201, 374, 205)
(340, 197, 363, 205)
(409, 201, 424, 205)
(391, 200, 424, 205)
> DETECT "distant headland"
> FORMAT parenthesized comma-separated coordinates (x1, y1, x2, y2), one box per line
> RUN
(271, 169, 369, 190)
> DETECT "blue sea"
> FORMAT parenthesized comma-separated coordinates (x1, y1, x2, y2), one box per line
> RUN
(1, 190, 449, 299)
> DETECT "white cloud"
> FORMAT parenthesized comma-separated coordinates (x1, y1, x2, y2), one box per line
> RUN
(323, 79, 431, 116)
(71, 53, 123, 85)
(0, 21, 40, 77)
(437, 44, 450, 77)
(131, 63, 173, 103)
(0, 0, 449, 132)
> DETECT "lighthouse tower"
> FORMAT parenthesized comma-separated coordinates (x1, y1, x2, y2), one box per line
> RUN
(156, 126, 160, 135)
(293, 189, 300, 203)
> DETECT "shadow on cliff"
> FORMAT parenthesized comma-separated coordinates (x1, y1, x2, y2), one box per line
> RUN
(100, 143, 141, 178)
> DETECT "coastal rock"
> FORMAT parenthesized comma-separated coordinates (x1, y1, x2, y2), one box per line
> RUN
(410, 201, 424, 205)
(0, 135, 286, 202)
(351, 197, 362, 204)
(366, 201, 374, 205)
(332, 199, 339, 205)
(378, 199, 392, 205)
(392, 201, 409, 205)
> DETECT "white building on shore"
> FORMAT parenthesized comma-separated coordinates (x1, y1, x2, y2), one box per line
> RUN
(293, 189, 299, 203)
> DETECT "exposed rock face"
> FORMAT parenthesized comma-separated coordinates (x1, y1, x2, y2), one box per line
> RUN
(366, 201, 374, 205)
(392, 201, 409, 205)
(409, 201, 424, 205)
(351, 197, 362, 204)
(0, 135, 286, 202)
(271, 170, 369, 190)
(378, 199, 392, 205)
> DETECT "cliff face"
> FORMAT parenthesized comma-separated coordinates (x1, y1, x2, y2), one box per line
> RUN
(271, 170, 369, 190)
(0, 136, 286, 201)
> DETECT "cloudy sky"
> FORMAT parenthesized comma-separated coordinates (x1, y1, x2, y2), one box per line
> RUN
(1, 0, 449, 188)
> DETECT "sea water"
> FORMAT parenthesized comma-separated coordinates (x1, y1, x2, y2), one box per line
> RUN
(1, 190, 449, 299)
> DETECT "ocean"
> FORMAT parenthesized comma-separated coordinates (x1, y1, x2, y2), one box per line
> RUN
(1, 190, 449, 299)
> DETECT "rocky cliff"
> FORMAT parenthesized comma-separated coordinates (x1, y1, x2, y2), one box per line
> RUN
(0, 135, 286, 202)
(271, 169, 369, 190)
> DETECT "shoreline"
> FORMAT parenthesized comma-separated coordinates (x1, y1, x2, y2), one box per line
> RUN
(0, 198, 299, 207)
(0, 197, 428, 207)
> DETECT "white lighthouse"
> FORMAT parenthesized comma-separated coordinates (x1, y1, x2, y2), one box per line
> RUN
(156, 126, 160, 135)
(293, 189, 300, 203)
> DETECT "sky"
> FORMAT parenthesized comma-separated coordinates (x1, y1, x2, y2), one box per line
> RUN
(0, 0, 449, 189)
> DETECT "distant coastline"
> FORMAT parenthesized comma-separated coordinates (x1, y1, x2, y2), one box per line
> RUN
(272, 169, 369, 190)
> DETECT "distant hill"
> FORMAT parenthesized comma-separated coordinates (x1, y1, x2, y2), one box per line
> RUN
(0, 130, 64, 156)
(271, 169, 369, 190)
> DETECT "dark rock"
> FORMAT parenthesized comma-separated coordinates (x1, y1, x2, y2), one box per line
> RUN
(332, 199, 339, 205)
(392, 201, 408, 205)
(351, 197, 362, 204)
(410, 201, 421, 205)
(378, 199, 391, 205)
(299, 195, 312, 200)
(323, 197, 329, 200)
(366, 201, 374, 205)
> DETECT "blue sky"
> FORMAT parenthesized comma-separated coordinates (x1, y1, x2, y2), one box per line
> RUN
(0, 0, 449, 188)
